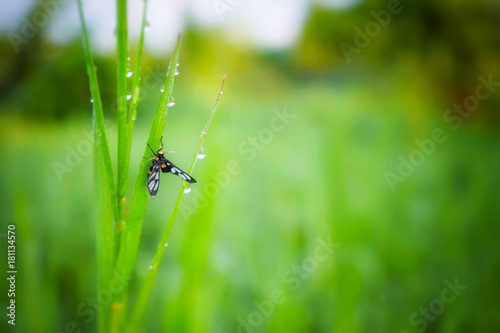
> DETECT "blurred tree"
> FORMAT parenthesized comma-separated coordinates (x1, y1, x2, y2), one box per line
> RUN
(298, 1, 500, 125)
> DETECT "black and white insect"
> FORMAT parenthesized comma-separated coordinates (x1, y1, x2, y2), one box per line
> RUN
(142, 138, 196, 197)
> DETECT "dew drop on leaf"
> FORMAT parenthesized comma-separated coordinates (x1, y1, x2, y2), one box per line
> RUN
(197, 147, 206, 159)
(168, 97, 175, 107)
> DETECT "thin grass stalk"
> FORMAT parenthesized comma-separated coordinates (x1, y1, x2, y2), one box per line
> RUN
(127, 75, 226, 331)
(116, 0, 129, 229)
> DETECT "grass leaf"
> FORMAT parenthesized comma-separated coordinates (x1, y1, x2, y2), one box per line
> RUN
(127, 75, 226, 331)
(77, 1, 116, 331)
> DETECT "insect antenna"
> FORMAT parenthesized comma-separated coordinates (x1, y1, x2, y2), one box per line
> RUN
(147, 143, 157, 155)
(159, 135, 165, 151)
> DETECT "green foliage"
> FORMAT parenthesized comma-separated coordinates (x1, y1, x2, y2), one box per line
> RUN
(2, 1, 500, 333)
(2, 72, 500, 332)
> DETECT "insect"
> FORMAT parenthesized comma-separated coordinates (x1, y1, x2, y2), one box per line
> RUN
(142, 137, 196, 197)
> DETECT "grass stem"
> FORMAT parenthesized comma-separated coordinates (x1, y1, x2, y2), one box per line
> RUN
(116, 0, 129, 230)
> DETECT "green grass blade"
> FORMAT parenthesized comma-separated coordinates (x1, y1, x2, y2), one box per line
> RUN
(111, 2, 148, 330)
(120, 0, 149, 223)
(127, 75, 226, 331)
(77, 1, 116, 331)
(110, 34, 182, 307)
(116, 0, 129, 226)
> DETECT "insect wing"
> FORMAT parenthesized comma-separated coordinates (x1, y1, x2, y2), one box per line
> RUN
(164, 160, 197, 183)
(146, 163, 161, 196)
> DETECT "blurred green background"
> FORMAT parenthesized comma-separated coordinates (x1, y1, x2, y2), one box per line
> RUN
(1, 0, 500, 332)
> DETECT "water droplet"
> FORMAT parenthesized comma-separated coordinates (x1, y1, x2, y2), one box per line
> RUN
(127, 71, 133, 78)
(197, 147, 206, 159)
(160, 88, 164, 92)
(165, 243, 169, 247)
(184, 188, 191, 194)
(220, 91, 224, 94)
(176, 62, 179, 68)
(127, 56, 131, 61)
(148, 265, 153, 269)
(127, 94, 132, 100)
(90, 98, 94, 103)
(168, 97, 175, 107)
(174, 69, 179, 76)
